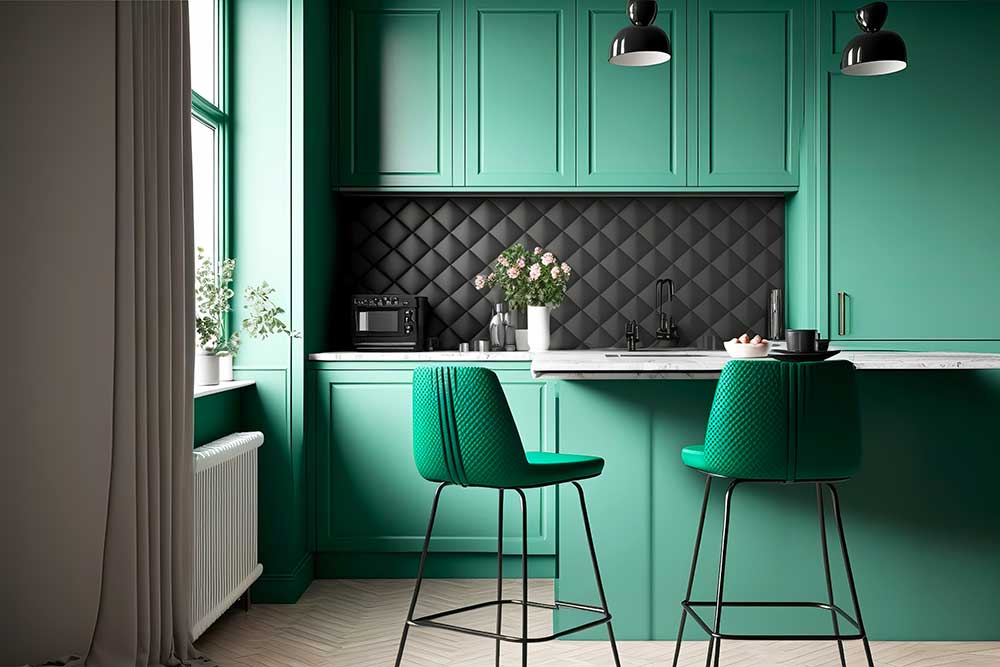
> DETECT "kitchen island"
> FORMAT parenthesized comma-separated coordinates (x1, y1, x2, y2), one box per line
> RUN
(307, 350, 1000, 640)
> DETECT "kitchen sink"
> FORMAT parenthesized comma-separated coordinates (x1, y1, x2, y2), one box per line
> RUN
(602, 349, 724, 358)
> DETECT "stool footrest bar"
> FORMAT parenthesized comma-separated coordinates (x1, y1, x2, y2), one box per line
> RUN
(681, 600, 865, 641)
(410, 598, 611, 644)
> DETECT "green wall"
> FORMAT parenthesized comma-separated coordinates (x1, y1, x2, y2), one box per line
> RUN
(231, 0, 332, 603)
(193, 390, 244, 448)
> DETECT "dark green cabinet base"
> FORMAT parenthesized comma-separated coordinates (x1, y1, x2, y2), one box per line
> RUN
(555, 372, 1000, 640)
(310, 361, 557, 581)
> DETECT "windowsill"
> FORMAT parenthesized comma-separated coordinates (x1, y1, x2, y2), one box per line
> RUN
(194, 379, 256, 399)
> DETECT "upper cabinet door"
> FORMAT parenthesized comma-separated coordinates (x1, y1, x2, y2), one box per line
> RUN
(697, 0, 802, 188)
(828, 2, 1000, 341)
(465, 0, 575, 187)
(339, 0, 453, 187)
(576, 0, 687, 188)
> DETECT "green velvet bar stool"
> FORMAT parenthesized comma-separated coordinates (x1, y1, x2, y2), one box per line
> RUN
(673, 359, 874, 667)
(395, 366, 621, 667)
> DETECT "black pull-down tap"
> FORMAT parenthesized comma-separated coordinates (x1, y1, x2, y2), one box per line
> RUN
(653, 277, 680, 347)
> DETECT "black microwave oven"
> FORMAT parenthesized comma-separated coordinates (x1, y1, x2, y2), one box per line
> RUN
(351, 294, 428, 351)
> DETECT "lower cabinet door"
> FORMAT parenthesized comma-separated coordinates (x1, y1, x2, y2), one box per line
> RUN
(313, 367, 556, 555)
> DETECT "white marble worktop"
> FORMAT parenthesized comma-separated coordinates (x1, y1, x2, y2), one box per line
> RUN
(308, 350, 533, 362)
(529, 349, 1000, 379)
(308, 349, 1000, 378)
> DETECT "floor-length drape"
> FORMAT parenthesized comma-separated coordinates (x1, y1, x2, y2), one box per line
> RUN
(79, 2, 197, 664)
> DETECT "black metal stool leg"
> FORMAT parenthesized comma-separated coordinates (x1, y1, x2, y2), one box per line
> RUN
(827, 484, 875, 667)
(817, 484, 848, 667)
(496, 489, 505, 667)
(673, 476, 713, 667)
(572, 481, 623, 667)
(395, 482, 448, 667)
(515, 488, 529, 666)
(706, 480, 739, 667)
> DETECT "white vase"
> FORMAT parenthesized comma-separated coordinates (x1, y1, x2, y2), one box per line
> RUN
(194, 350, 220, 386)
(218, 354, 234, 382)
(527, 305, 551, 351)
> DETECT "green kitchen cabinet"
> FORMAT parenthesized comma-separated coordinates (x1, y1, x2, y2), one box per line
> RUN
(576, 0, 688, 187)
(825, 1, 1000, 341)
(312, 363, 556, 558)
(338, 0, 454, 187)
(696, 0, 802, 188)
(464, 0, 575, 187)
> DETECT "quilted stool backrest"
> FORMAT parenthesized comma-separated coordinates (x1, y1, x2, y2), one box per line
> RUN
(703, 359, 861, 481)
(412, 366, 530, 487)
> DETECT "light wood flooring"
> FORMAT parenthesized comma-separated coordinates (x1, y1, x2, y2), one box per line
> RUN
(196, 579, 1000, 666)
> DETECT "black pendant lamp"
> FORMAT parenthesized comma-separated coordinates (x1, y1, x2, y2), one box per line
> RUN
(609, 0, 671, 66)
(841, 2, 907, 76)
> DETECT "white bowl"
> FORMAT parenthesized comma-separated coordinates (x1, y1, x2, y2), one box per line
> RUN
(724, 340, 771, 358)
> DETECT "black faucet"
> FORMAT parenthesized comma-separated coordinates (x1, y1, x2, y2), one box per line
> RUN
(653, 278, 680, 347)
(625, 319, 639, 351)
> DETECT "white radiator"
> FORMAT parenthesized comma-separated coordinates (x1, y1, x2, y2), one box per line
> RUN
(191, 431, 264, 640)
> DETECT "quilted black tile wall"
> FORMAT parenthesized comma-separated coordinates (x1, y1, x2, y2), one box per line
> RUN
(337, 196, 784, 351)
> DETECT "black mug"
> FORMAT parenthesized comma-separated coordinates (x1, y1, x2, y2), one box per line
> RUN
(786, 329, 817, 353)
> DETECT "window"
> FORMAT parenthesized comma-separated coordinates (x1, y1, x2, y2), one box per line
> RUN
(190, 0, 228, 266)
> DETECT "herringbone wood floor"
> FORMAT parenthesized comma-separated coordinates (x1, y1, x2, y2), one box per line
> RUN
(196, 579, 1000, 666)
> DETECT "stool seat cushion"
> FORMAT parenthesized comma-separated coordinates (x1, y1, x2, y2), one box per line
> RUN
(520, 451, 605, 487)
(680, 445, 707, 471)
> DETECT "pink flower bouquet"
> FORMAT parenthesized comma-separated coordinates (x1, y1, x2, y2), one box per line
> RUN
(473, 243, 572, 308)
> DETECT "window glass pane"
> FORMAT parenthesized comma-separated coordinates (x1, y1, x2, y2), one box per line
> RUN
(192, 117, 217, 264)
(189, 0, 216, 103)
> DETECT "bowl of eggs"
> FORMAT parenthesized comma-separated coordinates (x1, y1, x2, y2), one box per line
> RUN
(724, 333, 770, 358)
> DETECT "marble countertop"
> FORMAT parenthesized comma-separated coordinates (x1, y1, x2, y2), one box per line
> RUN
(308, 349, 1000, 378)
(308, 350, 533, 362)
(530, 349, 1000, 379)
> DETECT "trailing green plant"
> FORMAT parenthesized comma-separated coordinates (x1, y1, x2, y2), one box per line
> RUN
(195, 248, 239, 354)
(242, 282, 301, 340)
(474, 243, 572, 308)
(194, 249, 299, 355)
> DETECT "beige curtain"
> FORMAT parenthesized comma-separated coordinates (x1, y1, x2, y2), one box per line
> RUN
(79, 2, 197, 665)
(0, 1, 199, 664)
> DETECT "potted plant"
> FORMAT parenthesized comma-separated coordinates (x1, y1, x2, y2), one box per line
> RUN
(195, 250, 238, 385)
(194, 249, 299, 385)
(474, 243, 572, 351)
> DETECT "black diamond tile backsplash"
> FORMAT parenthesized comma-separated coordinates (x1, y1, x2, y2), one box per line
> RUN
(336, 196, 784, 351)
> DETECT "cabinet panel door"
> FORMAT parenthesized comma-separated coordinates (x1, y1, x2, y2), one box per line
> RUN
(465, 0, 575, 187)
(314, 369, 555, 554)
(827, 2, 1000, 340)
(338, 0, 453, 187)
(576, 0, 687, 187)
(697, 0, 801, 187)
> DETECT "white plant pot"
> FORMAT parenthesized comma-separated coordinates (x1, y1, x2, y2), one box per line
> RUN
(194, 350, 220, 386)
(218, 354, 234, 382)
(527, 306, 551, 351)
